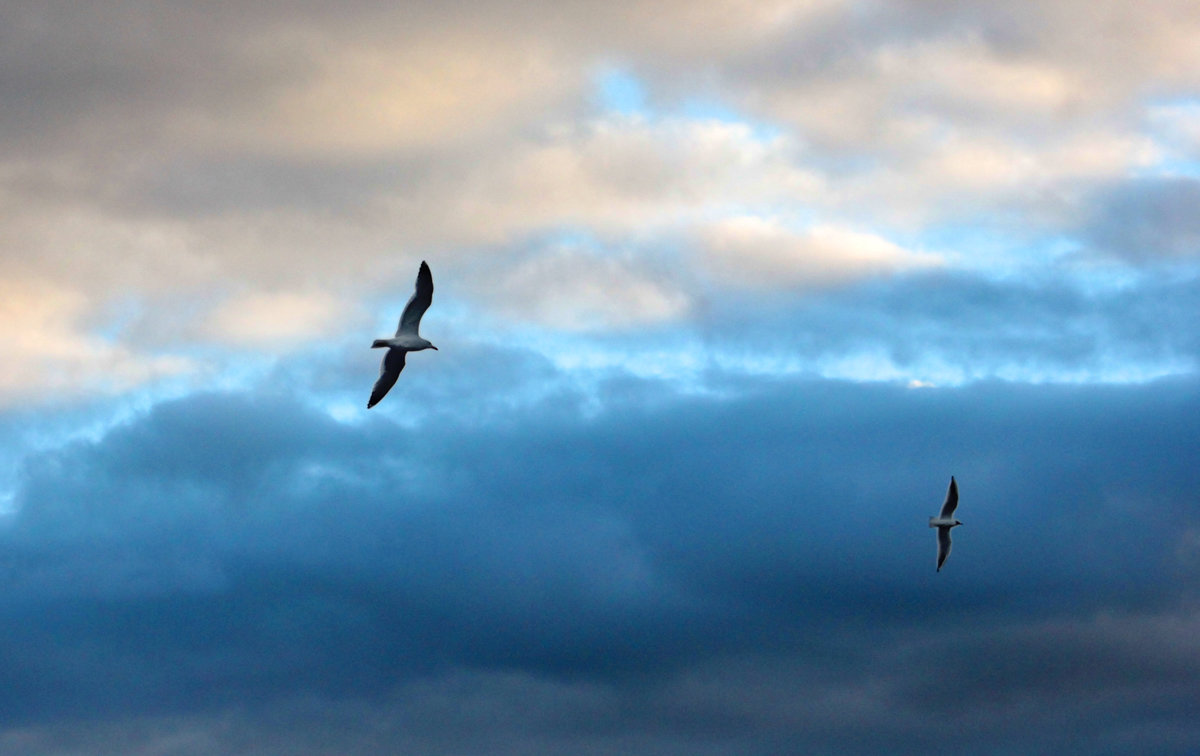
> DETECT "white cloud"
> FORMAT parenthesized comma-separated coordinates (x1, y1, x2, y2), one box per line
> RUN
(837, 130, 1161, 227)
(756, 34, 1086, 152)
(0, 278, 191, 406)
(694, 3, 1196, 226)
(696, 216, 941, 287)
(201, 290, 344, 348)
(875, 35, 1079, 113)
(1, 0, 1198, 398)
(470, 247, 689, 331)
(0, 179, 218, 293)
(379, 115, 821, 248)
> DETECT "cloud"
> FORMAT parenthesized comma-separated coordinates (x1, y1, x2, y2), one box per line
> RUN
(0, 277, 191, 406)
(1147, 100, 1200, 164)
(0, 93, 820, 378)
(252, 35, 577, 157)
(3, 617, 1199, 756)
(715, 0, 1200, 127)
(1082, 176, 1200, 261)
(695, 216, 941, 288)
(741, 33, 1088, 153)
(0, 2, 580, 159)
(8, 376, 1200, 624)
(202, 289, 345, 347)
(390, 115, 819, 248)
(675, 266, 1199, 385)
(3, 0, 1199, 405)
(467, 245, 690, 331)
(647, 2, 1186, 228)
(4, 4, 1200, 751)
(2, 376, 1199, 749)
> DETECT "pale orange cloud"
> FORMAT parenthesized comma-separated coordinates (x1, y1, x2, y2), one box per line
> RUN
(696, 216, 941, 288)
(0, 278, 191, 406)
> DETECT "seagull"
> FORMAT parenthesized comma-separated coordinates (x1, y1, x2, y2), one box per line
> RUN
(367, 260, 437, 408)
(929, 476, 962, 571)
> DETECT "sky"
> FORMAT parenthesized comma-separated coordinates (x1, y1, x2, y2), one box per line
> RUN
(1, 1, 1199, 753)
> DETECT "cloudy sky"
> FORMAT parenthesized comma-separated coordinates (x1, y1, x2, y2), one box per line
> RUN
(2, 1, 1199, 753)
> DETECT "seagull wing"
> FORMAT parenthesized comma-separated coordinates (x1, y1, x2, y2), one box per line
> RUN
(938, 476, 959, 519)
(396, 261, 434, 337)
(936, 526, 953, 571)
(367, 349, 406, 408)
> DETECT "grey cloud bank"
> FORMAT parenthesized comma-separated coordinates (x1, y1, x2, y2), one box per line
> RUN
(2, 371, 1198, 752)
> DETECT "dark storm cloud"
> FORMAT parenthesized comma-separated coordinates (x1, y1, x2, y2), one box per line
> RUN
(1, 366, 1198, 751)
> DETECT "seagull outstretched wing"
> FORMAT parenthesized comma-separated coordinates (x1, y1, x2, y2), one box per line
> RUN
(938, 476, 959, 519)
(368, 349, 406, 409)
(396, 261, 434, 337)
(937, 526, 953, 571)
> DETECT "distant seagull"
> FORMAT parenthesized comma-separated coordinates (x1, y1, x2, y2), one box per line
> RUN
(367, 260, 437, 408)
(929, 476, 963, 572)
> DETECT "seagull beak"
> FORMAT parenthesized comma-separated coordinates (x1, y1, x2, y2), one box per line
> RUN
(431, 345, 439, 350)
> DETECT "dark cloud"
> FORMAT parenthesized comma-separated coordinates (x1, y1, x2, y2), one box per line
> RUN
(1, 371, 1198, 751)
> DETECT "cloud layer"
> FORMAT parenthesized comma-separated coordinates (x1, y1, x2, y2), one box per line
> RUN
(2, 373, 1199, 752)
(3, 0, 1200, 402)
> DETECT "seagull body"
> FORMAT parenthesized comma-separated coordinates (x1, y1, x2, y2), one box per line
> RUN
(368, 261, 437, 408)
(929, 476, 962, 571)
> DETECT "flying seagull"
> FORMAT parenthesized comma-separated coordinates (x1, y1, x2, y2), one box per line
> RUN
(929, 476, 962, 571)
(367, 260, 437, 408)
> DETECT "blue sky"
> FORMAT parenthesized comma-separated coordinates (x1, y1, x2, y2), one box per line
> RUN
(2, 1, 1199, 753)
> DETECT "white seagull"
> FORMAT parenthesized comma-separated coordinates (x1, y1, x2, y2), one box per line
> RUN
(929, 476, 962, 572)
(368, 260, 437, 408)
